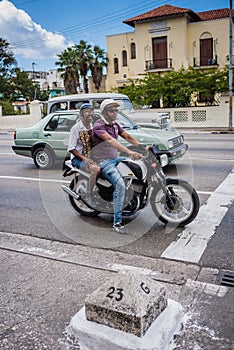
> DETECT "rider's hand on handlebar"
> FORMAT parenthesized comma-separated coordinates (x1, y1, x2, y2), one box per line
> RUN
(128, 150, 144, 160)
(145, 145, 152, 152)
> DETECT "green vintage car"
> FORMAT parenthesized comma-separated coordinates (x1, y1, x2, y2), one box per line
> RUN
(12, 110, 188, 169)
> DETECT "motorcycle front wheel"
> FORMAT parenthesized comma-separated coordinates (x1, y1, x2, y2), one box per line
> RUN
(69, 176, 100, 217)
(151, 178, 200, 227)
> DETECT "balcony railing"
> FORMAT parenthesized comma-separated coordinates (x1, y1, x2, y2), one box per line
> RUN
(193, 56, 218, 67)
(145, 59, 173, 70)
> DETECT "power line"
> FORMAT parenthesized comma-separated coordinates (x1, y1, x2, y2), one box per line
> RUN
(12, 0, 168, 49)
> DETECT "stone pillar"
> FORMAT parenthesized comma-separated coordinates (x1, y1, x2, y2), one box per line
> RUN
(85, 270, 167, 337)
(29, 100, 42, 123)
(66, 271, 183, 350)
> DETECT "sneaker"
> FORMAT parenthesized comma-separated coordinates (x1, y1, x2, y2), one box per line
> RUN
(112, 223, 129, 235)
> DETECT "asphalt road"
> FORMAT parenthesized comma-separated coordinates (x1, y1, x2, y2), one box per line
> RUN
(0, 131, 233, 271)
(0, 130, 234, 350)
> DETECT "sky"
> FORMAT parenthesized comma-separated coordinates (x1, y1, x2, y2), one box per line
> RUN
(0, 0, 229, 72)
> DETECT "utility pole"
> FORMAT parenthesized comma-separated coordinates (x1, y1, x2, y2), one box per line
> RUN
(32, 62, 36, 84)
(229, 0, 233, 130)
(32, 62, 37, 100)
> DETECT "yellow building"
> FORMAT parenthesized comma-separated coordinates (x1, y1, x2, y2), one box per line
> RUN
(106, 4, 232, 91)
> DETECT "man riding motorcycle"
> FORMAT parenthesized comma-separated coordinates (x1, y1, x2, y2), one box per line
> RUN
(92, 99, 143, 234)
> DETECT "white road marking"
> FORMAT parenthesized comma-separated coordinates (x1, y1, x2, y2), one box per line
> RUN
(0, 173, 226, 208)
(190, 157, 234, 162)
(0, 175, 69, 183)
(161, 169, 234, 263)
(0, 172, 233, 262)
(0, 175, 212, 194)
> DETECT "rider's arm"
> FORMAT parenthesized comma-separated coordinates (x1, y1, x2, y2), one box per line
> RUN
(120, 130, 141, 146)
(69, 149, 85, 160)
(99, 132, 142, 159)
(68, 124, 85, 160)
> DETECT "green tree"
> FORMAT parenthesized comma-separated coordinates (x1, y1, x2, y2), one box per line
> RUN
(118, 67, 229, 108)
(0, 38, 17, 77)
(74, 40, 93, 93)
(0, 38, 17, 99)
(56, 41, 107, 94)
(90, 45, 108, 92)
(10, 68, 35, 101)
(55, 47, 80, 94)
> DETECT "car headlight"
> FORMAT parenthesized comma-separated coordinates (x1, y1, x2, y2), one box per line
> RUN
(168, 140, 174, 149)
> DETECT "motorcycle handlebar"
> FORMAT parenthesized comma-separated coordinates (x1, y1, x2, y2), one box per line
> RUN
(128, 144, 160, 165)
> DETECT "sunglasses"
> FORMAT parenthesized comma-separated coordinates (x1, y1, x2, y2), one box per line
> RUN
(107, 108, 118, 113)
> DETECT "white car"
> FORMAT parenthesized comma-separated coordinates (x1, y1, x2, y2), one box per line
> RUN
(126, 110, 172, 129)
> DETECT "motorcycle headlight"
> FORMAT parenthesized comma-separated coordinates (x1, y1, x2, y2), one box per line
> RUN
(160, 154, 168, 167)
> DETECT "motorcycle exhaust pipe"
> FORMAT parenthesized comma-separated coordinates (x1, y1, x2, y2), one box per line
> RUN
(62, 185, 96, 210)
(62, 185, 81, 200)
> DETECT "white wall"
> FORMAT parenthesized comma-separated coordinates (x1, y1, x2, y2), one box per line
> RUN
(0, 100, 42, 130)
(0, 97, 232, 131)
(135, 96, 232, 130)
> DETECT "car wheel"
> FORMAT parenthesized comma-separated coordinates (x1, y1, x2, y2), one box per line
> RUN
(33, 147, 54, 169)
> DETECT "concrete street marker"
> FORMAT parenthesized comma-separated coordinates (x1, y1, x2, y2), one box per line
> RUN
(66, 271, 183, 350)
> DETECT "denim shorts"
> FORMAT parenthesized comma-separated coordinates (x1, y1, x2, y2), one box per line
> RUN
(71, 157, 86, 170)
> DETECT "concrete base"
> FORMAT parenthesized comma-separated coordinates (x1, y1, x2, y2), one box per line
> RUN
(66, 299, 183, 350)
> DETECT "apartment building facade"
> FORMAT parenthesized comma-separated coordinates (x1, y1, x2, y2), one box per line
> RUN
(105, 4, 232, 91)
(27, 69, 64, 91)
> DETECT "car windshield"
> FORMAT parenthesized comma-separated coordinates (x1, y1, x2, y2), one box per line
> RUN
(116, 111, 138, 129)
(94, 110, 138, 129)
(114, 98, 134, 111)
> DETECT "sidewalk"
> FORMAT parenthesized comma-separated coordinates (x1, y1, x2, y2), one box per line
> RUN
(0, 231, 233, 350)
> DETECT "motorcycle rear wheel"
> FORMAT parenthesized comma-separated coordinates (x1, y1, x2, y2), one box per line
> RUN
(69, 176, 100, 217)
(151, 178, 200, 227)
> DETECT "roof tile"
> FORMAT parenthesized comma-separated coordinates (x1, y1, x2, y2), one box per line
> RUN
(124, 4, 231, 27)
(198, 8, 231, 21)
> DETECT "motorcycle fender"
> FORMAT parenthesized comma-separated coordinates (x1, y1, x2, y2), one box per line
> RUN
(165, 177, 190, 185)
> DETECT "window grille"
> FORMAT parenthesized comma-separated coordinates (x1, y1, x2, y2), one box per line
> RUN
(174, 111, 188, 122)
(192, 110, 206, 123)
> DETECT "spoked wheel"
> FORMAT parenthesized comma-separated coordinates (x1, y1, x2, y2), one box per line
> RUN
(151, 178, 200, 227)
(69, 176, 99, 217)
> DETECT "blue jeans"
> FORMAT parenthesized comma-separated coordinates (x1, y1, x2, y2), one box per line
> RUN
(71, 157, 86, 170)
(99, 157, 126, 225)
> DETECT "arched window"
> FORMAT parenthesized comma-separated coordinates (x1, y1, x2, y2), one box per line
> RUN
(122, 50, 127, 66)
(114, 58, 119, 74)
(130, 43, 136, 59)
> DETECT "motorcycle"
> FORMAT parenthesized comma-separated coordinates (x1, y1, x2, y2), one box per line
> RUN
(62, 145, 200, 227)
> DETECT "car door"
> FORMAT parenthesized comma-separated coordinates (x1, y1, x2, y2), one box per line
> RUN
(40, 113, 78, 158)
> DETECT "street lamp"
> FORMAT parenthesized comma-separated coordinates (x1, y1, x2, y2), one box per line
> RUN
(32, 62, 36, 84)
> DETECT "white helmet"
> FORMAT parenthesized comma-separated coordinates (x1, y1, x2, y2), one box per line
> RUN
(100, 99, 120, 113)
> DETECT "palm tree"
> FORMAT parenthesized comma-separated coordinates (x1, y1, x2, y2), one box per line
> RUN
(90, 45, 108, 92)
(55, 47, 80, 95)
(74, 40, 93, 93)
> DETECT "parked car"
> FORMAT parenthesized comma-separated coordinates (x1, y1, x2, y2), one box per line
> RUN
(12, 110, 188, 169)
(128, 110, 172, 129)
(47, 92, 134, 114)
(46, 91, 170, 127)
